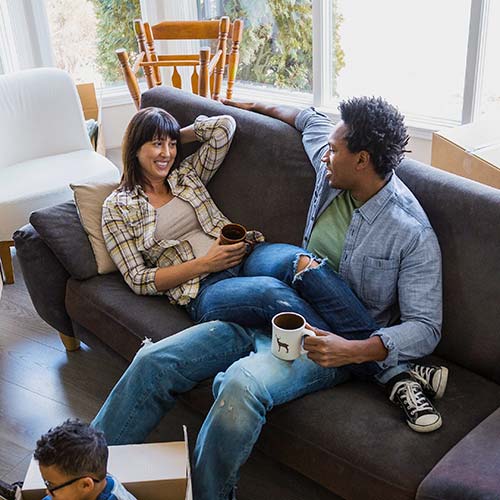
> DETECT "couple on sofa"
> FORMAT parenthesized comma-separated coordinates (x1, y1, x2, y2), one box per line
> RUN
(93, 96, 446, 500)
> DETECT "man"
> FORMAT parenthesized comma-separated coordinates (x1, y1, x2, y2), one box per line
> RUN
(90, 97, 445, 500)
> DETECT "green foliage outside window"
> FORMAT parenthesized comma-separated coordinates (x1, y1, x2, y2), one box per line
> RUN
(90, 0, 141, 84)
(220, 0, 344, 93)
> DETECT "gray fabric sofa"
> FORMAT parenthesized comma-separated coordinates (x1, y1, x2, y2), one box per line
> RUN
(14, 87, 500, 500)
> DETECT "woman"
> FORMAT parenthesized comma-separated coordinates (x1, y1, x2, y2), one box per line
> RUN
(102, 107, 380, 376)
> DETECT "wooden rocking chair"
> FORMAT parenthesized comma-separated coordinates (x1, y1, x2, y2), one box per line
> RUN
(116, 16, 243, 110)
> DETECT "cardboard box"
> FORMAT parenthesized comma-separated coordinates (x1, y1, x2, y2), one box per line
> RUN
(22, 427, 192, 500)
(77, 82, 99, 121)
(431, 119, 500, 190)
(76, 82, 106, 156)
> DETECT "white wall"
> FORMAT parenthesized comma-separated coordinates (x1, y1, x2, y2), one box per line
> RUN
(407, 136, 432, 164)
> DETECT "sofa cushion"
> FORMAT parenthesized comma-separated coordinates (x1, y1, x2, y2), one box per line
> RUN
(177, 356, 500, 500)
(397, 160, 500, 384)
(65, 274, 193, 361)
(30, 201, 98, 280)
(70, 180, 119, 274)
(416, 406, 500, 500)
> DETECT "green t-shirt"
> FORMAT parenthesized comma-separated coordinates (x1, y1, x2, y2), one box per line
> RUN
(306, 191, 363, 272)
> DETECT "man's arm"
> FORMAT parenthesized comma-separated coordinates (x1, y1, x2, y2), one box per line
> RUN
(304, 326, 388, 368)
(368, 227, 443, 370)
(221, 98, 301, 128)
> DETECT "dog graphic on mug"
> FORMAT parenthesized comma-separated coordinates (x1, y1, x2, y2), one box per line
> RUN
(276, 336, 290, 354)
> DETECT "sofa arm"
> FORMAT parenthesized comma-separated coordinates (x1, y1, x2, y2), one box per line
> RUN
(13, 224, 75, 337)
(416, 406, 500, 500)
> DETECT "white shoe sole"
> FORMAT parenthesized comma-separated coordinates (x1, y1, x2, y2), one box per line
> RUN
(408, 414, 442, 433)
(434, 366, 449, 400)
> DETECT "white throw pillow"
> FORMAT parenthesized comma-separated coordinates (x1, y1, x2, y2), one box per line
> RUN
(70, 180, 119, 274)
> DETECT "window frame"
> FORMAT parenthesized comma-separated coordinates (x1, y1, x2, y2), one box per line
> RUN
(1, 0, 493, 139)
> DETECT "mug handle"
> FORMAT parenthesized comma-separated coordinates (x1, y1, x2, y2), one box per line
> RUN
(300, 327, 316, 355)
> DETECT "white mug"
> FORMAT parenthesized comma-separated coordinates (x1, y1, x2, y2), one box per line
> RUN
(271, 312, 316, 361)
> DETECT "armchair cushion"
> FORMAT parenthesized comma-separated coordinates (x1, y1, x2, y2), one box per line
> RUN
(0, 149, 119, 240)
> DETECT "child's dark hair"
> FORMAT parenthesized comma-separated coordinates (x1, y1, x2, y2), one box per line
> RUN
(34, 419, 107, 479)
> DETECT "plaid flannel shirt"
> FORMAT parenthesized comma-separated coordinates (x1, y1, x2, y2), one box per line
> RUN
(102, 114, 265, 305)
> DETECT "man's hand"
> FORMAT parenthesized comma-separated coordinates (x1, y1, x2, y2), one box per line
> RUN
(303, 324, 388, 368)
(304, 325, 358, 367)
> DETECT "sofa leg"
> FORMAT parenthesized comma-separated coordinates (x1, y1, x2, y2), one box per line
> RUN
(59, 332, 81, 352)
(0, 241, 14, 284)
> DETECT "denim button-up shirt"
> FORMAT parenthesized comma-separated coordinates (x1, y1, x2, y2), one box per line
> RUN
(295, 108, 442, 373)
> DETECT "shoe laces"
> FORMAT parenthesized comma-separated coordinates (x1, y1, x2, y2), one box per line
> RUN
(397, 381, 433, 415)
(410, 365, 434, 389)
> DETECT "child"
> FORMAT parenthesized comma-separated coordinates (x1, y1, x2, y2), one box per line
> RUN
(0, 419, 136, 500)
(36, 419, 136, 500)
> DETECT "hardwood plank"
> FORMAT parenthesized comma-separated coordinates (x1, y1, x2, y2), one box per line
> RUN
(1, 452, 32, 483)
(0, 329, 125, 410)
(0, 252, 128, 481)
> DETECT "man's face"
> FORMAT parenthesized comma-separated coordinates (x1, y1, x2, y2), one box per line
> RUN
(321, 121, 360, 190)
(39, 464, 97, 500)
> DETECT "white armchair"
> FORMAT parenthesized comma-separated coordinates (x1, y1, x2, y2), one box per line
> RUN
(0, 67, 120, 283)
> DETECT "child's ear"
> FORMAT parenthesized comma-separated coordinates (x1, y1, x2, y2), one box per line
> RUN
(80, 477, 96, 492)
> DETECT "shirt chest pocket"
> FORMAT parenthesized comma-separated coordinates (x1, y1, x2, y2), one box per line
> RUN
(361, 256, 399, 306)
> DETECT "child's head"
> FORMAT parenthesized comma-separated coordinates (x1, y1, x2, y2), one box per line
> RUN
(34, 419, 108, 500)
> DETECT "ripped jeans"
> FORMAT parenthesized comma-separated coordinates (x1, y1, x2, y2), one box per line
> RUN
(92, 322, 351, 500)
(186, 243, 381, 378)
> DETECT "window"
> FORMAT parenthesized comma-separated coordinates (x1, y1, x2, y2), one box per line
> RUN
(0, 1, 16, 74)
(2, 0, 499, 131)
(45, 0, 142, 87)
(334, 0, 471, 124)
(479, 0, 500, 118)
(198, 0, 313, 94)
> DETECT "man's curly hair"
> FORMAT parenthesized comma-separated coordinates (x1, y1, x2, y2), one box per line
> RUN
(34, 419, 107, 479)
(338, 96, 409, 179)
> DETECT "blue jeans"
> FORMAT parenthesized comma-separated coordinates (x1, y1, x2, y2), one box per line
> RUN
(187, 243, 381, 378)
(92, 321, 350, 500)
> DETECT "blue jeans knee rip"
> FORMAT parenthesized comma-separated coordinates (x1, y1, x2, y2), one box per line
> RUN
(292, 252, 326, 284)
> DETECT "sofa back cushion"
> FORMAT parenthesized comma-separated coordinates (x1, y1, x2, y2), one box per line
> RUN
(397, 159, 500, 384)
(142, 87, 315, 246)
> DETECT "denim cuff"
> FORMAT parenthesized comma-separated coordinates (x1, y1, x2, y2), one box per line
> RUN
(370, 330, 398, 370)
(294, 106, 318, 132)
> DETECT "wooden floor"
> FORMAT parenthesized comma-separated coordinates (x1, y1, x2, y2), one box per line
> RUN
(0, 249, 127, 483)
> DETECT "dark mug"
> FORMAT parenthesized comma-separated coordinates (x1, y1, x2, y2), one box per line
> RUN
(220, 223, 247, 245)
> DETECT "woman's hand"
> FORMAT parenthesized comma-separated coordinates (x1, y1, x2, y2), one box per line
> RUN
(199, 238, 247, 273)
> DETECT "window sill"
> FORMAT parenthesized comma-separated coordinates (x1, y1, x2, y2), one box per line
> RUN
(99, 82, 459, 141)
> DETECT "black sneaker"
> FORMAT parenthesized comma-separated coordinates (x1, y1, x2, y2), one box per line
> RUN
(0, 480, 19, 500)
(389, 379, 442, 433)
(410, 363, 448, 399)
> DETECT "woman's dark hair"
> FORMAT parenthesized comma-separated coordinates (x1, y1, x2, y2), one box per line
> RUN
(121, 107, 182, 190)
(34, 419, 107, 479)
(338, 96, 409, 179)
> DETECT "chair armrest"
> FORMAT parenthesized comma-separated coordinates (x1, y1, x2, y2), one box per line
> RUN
(417, 405, 500, 499)
(13, 224, 75, 337)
